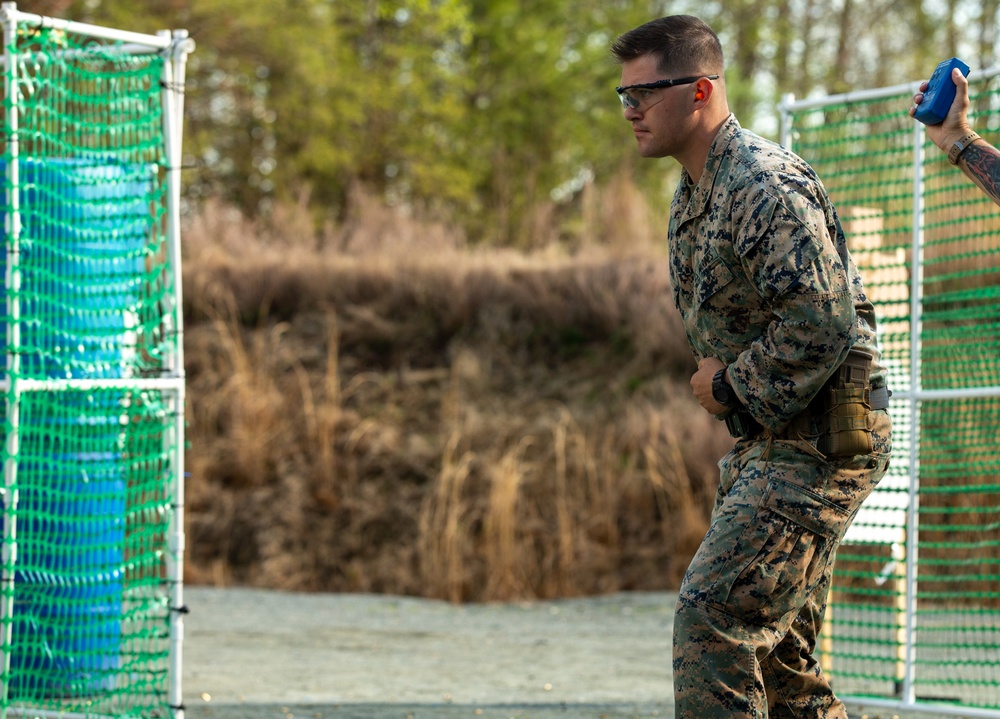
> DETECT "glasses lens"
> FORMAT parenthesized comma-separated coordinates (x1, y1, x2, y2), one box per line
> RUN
(618, 91, 639, 110)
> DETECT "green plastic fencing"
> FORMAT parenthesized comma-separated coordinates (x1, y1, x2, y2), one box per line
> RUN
(780, 70, 1000, 717)
(0, 6, 191, 718)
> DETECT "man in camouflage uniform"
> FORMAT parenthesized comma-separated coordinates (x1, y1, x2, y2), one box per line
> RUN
(611, 15, 892, 719)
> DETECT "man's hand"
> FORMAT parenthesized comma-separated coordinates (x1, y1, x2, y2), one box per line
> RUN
(692, 357, 728, 416)
(910, 68, 974, 153)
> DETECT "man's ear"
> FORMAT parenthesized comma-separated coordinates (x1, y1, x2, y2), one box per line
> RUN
(693, 77, 714, 106)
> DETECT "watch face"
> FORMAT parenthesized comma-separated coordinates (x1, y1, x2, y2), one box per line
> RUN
(712, 371, 735, 406)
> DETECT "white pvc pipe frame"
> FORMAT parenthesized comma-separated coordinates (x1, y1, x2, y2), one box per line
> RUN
(779, 68, 1000, 719)
(0, 4, 193, 719)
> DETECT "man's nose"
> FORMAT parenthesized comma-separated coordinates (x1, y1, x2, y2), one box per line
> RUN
(623, 105, 641, 121)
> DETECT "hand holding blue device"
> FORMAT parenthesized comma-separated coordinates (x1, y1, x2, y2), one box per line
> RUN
(913, 57, 970, 125)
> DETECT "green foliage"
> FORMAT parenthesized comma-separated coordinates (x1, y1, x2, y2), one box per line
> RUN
(56, 0, 1000, 244)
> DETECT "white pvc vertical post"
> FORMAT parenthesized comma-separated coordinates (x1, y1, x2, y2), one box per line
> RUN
(159, 28, 192, 719)
(0, 4, 21, 715)
(900, 113, 927, 707)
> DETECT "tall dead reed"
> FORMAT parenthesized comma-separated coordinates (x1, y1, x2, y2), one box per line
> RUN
(181, 181, 733, 602)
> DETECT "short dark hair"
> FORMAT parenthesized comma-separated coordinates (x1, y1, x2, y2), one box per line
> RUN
(610, 15, 724, 76)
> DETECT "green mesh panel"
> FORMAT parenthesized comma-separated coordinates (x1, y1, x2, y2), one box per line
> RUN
(788, 77, 1000, 711)
(1, 19, 181, 719)
(3, 389, 176, 712)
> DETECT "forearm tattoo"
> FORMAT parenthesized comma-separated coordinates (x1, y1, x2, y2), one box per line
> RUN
(961, 143, 1000, 206)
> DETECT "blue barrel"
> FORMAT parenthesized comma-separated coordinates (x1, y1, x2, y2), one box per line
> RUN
(0, 158, 150, 696)
(1, 158, 150, 379)
(6, 392, 127, 697)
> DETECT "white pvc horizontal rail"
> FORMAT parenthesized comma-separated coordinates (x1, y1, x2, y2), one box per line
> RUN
(0, 378, 186, 392)
(0, 3, 172, 48)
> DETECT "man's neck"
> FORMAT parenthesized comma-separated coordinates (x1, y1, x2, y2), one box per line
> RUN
(680, 113, 730, 184)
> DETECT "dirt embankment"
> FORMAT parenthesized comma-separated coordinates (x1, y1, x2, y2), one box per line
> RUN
(180, 207, 734, 603)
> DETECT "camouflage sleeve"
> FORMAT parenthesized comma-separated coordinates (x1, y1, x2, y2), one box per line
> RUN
(726, 181, 857, 432)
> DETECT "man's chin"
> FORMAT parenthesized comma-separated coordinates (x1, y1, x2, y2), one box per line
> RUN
(637, 143, 667, 159)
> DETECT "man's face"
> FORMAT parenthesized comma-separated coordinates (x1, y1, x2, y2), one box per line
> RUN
(618, 54, 694, 159)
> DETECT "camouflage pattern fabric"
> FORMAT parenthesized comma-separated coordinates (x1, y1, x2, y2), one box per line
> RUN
(673, 411, 891, 719)
(667, 114, 894, 718)
(669, 114, 886, 435)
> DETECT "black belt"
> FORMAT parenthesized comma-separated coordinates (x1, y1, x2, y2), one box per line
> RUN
(724, 384, 891, 439)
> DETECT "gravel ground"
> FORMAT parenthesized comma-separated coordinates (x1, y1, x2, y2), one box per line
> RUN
(180, 587, 972, 719)
(182, 587, 675, 719)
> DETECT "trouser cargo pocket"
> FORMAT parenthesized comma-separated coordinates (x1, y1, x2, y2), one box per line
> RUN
(714, 478, 851, 626)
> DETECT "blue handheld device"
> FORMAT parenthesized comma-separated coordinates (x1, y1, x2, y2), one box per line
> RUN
(914, 57, 970, 125)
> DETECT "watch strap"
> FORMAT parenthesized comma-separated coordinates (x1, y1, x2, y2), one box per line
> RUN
(948, 131, 981, 165)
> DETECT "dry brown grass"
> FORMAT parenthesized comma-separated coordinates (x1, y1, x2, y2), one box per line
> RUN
(181, 183, 733, 602)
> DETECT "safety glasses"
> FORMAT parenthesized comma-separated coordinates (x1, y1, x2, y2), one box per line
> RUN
(615, 74, 719, 110)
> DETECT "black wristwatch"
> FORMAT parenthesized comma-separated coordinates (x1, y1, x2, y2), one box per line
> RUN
(711, 368, 739, 408)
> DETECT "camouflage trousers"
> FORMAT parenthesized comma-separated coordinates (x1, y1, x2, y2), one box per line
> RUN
(673, 409, 892, 719)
